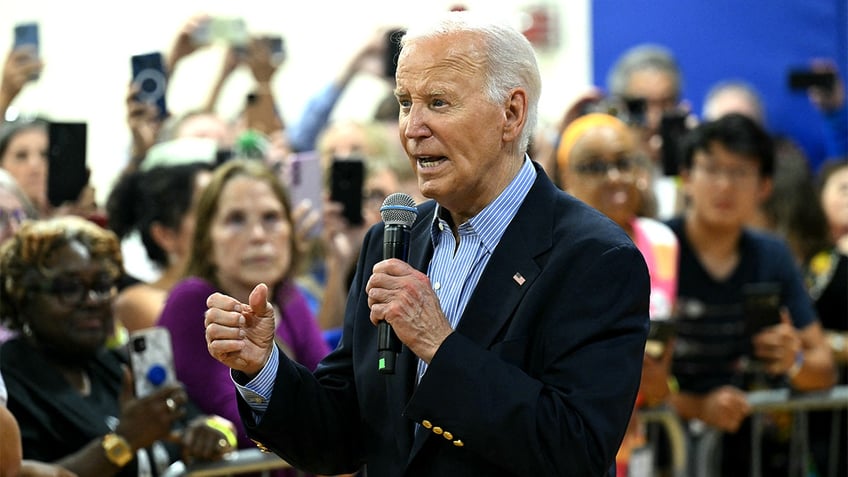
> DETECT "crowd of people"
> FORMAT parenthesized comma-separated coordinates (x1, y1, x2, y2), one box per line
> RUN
(0, 8, 846, 477)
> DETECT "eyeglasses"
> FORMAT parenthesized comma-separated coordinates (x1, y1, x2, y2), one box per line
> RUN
(28, 277, 117, 306)
(692, 163, 759, 184)
(572, 157, 637, 179)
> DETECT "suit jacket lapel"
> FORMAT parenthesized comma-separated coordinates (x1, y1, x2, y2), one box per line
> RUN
(455, 168, 555, 348)
(407, 168, 557, 459)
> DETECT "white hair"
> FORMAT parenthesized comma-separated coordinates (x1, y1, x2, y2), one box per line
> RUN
(401, 11, 542, 154)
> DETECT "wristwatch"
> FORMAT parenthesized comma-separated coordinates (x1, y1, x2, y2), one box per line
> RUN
(102, 433, 133, 467)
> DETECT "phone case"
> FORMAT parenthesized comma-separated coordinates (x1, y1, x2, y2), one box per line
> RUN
(128, 327, 177, 398)
(13, 23, 40, 80)
(331, 159, 365, 225)
(131, 52, 168, 120)
(47, 122, 88, 207)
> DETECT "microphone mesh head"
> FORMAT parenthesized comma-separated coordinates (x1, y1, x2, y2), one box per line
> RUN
(380, 193, 418, 227)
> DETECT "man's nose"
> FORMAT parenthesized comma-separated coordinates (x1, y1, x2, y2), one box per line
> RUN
(403, 105, 431, 139)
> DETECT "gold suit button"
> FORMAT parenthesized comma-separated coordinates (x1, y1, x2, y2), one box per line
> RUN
(422, 420, 432, 429)
(443, 432, 453, 440)
(432, 427, 443, 435)
(453, 440, 464, 447)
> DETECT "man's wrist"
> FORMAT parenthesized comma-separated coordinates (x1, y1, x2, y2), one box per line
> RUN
(786, 350, 804, 380)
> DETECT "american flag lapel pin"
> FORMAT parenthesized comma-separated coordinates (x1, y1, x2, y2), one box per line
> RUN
(512, 272, 526, 286)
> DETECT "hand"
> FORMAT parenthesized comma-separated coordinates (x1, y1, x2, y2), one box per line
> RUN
(244, 37, 279, 84)
(366, 259, 453, 363)
(167, 13, 212, 74)
(751, 311, 802, 376)
(320, 200, 365, 272)
(1, 47, 42, 100)
(178, 415, 235, 462)
(205, 283, 277, 377)
(115, 366, 189, 451)
(807, 60, 845, 113)
(700, 385, 751, 433)
(640, 338, 675, 406)
(126, 83, 162, 159)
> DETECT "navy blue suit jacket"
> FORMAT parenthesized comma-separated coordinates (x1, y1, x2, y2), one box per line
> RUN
(239, 163, 650, 476)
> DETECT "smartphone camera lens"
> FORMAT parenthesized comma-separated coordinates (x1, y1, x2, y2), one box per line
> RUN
(132, 337, 147, 353)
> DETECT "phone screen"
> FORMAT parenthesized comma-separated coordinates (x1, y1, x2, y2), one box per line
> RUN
(13, 22, 39, 51)
(13, 22, 40, 80)
(131, 52, 168, 120)
(787, 70, 835, 91)
(47, 122, 88, 208)
(742, 282, 782, 337)
(331, 158, 365, 225)
(659, 112, 688, 176)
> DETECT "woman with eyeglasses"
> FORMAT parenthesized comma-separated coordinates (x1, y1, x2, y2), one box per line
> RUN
(0, 215, 235, 476)
(556, 113, 680, 477)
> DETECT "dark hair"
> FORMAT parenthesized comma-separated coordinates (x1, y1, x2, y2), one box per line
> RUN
(106, 162, 211, 267)
(0, 216, 122, 329)
(680, 113, 774, 177)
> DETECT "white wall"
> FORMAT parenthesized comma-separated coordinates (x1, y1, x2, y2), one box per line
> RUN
(1, 0, 592, 203)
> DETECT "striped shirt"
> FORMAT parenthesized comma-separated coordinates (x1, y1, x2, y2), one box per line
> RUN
(417, 157, 536, 380)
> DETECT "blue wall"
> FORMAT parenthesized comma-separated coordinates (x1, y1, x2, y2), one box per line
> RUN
(592, 0, 848, 171)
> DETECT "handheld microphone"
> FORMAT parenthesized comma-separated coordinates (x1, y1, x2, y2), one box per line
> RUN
(378, 192, 418, 374)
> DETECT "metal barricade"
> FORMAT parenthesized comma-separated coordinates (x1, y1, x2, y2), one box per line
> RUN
(691, 385, 848, 477)
(161, 448, 292, 477)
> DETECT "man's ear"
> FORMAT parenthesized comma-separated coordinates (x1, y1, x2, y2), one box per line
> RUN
(502, 88, 528, 143)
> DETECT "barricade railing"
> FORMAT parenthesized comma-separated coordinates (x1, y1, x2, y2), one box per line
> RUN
(691, 385, 848, 477)
(161, 448, 292, 477)
(162, 385, 847, 477)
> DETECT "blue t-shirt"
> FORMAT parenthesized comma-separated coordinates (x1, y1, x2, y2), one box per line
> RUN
(666, 217, 816, 394)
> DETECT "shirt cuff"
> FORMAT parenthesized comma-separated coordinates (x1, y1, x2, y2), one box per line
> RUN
(232, 347, 280, 415)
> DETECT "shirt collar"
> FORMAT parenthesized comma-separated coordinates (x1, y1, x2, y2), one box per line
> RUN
(430, 155, 536, 250)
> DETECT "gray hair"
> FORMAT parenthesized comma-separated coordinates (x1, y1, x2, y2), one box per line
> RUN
(0, 168, 39, 220)
(607, 44, 682, 99)
(702, 80, 766, 126)
(401, 12, 542, 154)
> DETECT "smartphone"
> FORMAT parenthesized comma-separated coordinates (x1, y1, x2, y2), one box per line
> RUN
(47, 122, 88, 207)
(128, 327, 177, 398)
(384, 28, 406, 79)
(287, 152, 324, 237)
(193, 17, 248, 48)
(742, 282, 782, 337)
(264, 35, 286, 67)
(131, 52, 168, 120)
(659, 111, 688, 176)
(330, 158, 365, 225)
(13, 22, 39, 80)
(645, 319, 676, 359)
(787, 69, 836, 91)
(289, 152, 324, 209)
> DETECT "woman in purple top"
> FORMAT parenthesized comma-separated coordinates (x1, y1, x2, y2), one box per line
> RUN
(158, 160, 330, 457)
